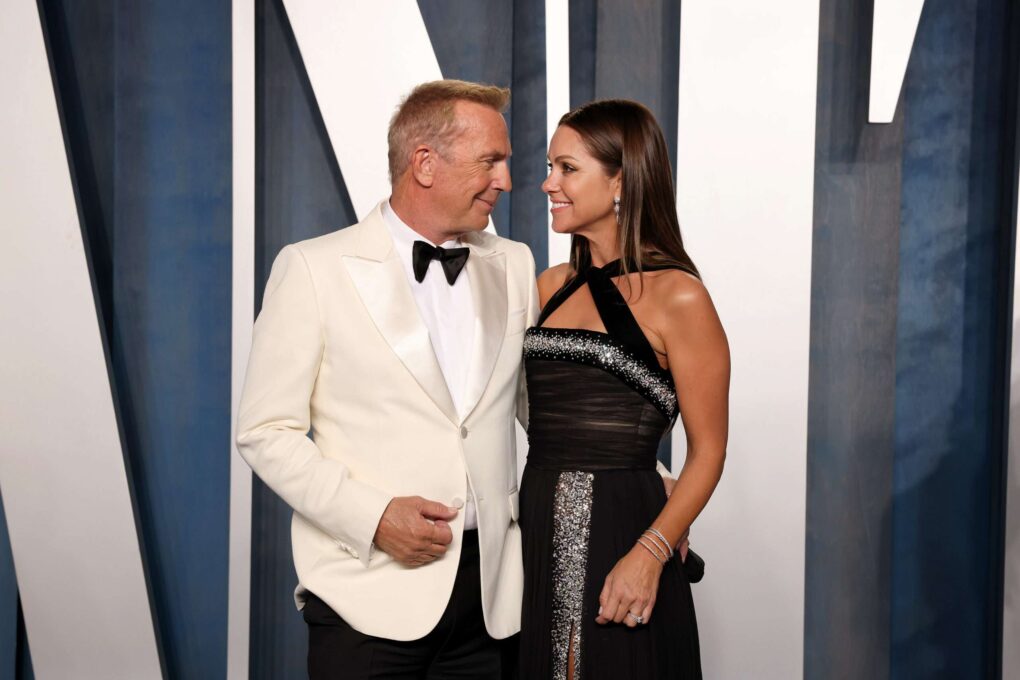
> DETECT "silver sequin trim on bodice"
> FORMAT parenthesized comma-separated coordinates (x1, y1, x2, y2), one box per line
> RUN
(524, 328, 678, 420)
(551, 471, 594, 679)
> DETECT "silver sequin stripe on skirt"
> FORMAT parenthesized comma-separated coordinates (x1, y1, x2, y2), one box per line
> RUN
(551, 471, 594, 679)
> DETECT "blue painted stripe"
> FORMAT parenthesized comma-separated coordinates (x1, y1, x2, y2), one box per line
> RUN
(418, 0, 550, 263)
(566, 0, 680, 466)
(249, 0, 358, 675)
(507, 0, 550, 266)
(892, 0, 1014, 676)
(806, 1, 902, 676)
(14, 597, 32, 680)
(0, 499, 32, 680)
(568, 0, 596, 108)
(38, 0, 161, 674)
(419, 0, 514, 235)
(0, 494, 20, 679)
(41, 0, 235, 676)
(113, 2, 233, 673)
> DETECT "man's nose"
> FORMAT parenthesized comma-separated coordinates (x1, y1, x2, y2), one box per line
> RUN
(494, 163, 512, 192)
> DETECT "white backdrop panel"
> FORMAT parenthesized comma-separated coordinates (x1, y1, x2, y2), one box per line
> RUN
(281, 0, 442, 219)
(869, 0, 926, 123)
(0, 2, 162, 678)
(1004, 171, 1020, 680)
(545, 0, 572, 267)
(228, 0, 255, 677)
(675, 2, 818, 677)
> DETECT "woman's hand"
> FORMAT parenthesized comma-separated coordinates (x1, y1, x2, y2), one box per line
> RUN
(595, 544, 664, 627)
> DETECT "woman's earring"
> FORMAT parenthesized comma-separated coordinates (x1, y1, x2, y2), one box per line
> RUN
(613, 196, 621, 221)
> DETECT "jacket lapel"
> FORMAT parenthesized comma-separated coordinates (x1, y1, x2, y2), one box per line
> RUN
(341, 207, 458, 424)
(459, 235, 507, 423)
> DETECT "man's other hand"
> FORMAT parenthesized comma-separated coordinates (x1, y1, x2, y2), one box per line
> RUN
(373, 496, 458, 567)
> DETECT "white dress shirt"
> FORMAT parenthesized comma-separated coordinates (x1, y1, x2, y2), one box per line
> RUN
(382, 200, 478, 529)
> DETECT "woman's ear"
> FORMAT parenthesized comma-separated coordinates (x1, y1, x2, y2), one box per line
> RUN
(410, 145, 436, 188)
(610, 171, 623, 200)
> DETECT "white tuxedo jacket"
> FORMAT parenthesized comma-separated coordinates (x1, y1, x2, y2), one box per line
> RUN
(236, 203, 538, 641)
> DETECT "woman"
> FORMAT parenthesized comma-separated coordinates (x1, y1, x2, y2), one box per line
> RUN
(519, 99, 730, 679)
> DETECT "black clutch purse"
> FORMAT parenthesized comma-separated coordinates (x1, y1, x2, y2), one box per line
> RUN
(682, 548, 705, 583)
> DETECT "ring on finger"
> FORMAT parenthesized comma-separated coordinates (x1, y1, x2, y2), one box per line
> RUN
(626, 612, 644, 625)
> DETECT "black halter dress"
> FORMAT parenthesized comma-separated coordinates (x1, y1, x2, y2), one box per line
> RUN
(519, 260, 702, 679)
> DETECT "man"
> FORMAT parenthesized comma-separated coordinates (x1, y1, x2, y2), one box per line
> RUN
(237, 80, 534, 678)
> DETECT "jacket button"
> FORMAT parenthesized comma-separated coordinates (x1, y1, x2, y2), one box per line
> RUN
(451, 497, 465, 508)
(460, 426, 468, 439)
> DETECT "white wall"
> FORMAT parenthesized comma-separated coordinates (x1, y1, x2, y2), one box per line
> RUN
(1004, 171, 1020, 680)
(281, 0, 442, 219)
(545, 0, 572, 267)
(869, 0, 926, 123)
(674, 2, 819, 677)
(228, 0, 255, 677)
(0, 2, 162, 678)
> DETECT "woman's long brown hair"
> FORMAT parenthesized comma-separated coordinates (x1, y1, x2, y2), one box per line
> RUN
(559, 99, 700, 281)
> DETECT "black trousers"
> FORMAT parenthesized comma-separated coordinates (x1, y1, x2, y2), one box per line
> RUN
(304, 530, 518, 679)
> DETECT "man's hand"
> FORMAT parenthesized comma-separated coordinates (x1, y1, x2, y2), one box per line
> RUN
(373, 496, 459, 567)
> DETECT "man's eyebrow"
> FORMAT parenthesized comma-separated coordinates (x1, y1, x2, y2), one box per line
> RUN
(480, 150, 509, 160)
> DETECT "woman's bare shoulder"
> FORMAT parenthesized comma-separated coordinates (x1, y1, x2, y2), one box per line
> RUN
(646, 269, 724, 338)
(537, 263, 573, 305)
(643, 268, 707, 305)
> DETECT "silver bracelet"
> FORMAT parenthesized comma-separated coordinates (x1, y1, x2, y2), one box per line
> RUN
(636, 536, 667, 564)
(643, 528, 674, 559)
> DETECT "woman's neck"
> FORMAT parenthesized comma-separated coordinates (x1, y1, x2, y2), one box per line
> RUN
(583, 223, 621, 267)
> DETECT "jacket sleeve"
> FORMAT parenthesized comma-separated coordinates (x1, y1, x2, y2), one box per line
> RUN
(516, 244, 539, 431)
(236, 245, 391, 567)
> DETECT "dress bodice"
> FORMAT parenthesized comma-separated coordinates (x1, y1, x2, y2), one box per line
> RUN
(523, 259, 681, 471)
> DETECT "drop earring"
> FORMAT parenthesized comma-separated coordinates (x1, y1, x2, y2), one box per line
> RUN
(613, 196, 621, 221)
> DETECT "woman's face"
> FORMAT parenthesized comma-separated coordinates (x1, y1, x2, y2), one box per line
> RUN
(542, 125, 621, 235)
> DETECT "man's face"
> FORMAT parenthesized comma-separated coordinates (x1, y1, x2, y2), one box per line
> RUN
(430, 101, 512, 235)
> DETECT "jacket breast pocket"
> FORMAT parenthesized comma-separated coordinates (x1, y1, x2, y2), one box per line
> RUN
(506, 308, 528, 336)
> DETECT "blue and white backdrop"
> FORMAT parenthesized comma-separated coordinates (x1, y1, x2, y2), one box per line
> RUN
(1, 1, 1018, 678)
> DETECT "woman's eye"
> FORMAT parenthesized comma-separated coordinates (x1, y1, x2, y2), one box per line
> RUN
(563, 165, 575, 173)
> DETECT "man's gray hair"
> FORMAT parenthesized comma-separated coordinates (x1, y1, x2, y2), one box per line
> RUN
(387, 79, 510, 182)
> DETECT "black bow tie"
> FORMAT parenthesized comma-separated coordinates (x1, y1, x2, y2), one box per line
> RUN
(412, 240, 470, 285)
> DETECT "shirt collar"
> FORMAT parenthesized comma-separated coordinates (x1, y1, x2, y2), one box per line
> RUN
(382, 199, 461, 260)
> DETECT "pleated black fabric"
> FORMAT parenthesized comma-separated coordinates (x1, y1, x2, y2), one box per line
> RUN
(519, 260, 702, 679)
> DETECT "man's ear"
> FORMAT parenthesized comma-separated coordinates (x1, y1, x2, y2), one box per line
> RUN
(410, 145, 436, 188)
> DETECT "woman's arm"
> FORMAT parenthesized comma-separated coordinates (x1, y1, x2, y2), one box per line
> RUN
(595, 271, 729, 627)
(647, 273, 730, 549)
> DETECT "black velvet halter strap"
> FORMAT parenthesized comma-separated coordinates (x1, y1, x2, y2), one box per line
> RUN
(537, 259, 686, 371)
